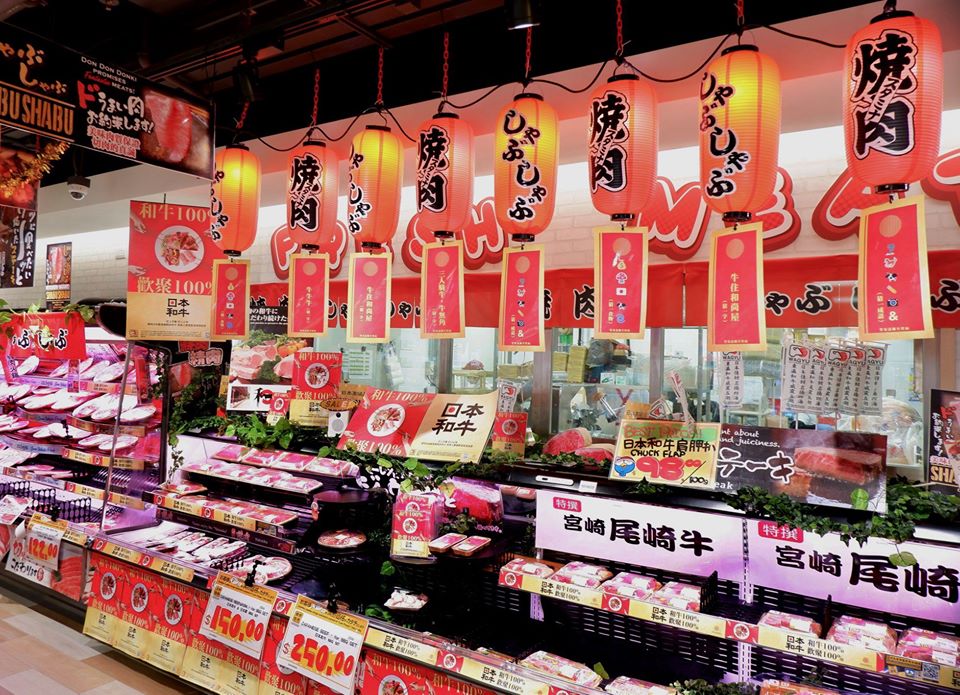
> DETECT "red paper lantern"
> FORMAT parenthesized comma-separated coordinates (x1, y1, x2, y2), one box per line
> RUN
(588, 74, 658, 220)
(211, 144, 261, 255)
(416, 112, 474, 238)
(698, 45, 781, 223)
(494, 93, 558, 241)
(348, 125, 403, 250)
(287, 138, 338, 249)
(843, 9, 942, 193)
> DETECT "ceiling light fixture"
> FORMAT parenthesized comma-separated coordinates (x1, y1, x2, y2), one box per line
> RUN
(506, 0, 539, 31)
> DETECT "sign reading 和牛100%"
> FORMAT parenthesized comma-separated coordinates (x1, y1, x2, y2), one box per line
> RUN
(610, 419, 720, 490)
(277, 595, 368, 694)
(198, 572, 277, 660)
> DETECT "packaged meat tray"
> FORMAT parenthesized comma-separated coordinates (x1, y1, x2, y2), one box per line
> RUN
(385, 588, 429, 611)
(896, 628, 960, 667)
(550, 561, 613, 588)
(317, 529, 366, 549)
(444, 478, 503, 527)
(428, 533, 467, 554)
(601, 572, 661, 600)
(825, 615, 897, 653)
(451, 535, 491, 556)
(500, 558, 555, 579)
(759, 610, 822, 637)
(648, 582, 702, 612)
(519, 651, 602, 688)
(759, 680, 840, 695)
(605, 676, 676, 695)
(212, 444, 251, 462)
(304, 457, 360, 477)
(271, 452, 314, 472)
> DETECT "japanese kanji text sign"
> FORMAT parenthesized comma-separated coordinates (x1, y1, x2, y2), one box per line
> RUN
(289, 253, 330, 337)
(611, 419, 720, 490)
(211, 259, 251, 341)
(421, 240, 465, 339)
(708, 223, 765, 351)
(347, 253, 391, 343)
(407, 390, 498, 463)
(858, 196, 933, 340)
(594, 226, 648, 339)
(498, 245, 545, 351)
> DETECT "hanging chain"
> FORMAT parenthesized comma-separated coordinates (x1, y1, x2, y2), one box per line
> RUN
(441, 31, 450, 101)
(735, 0, 745, 32)
(615, 0, 624, 56)
(311, 68, 320, 125)
(524, 26, 532, 83)
(376, 47, 385, 106)
(235, 101, 250, 132)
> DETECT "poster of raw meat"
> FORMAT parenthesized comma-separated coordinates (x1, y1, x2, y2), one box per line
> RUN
(226, 332, 308, 412)
(338, 388, 436, 457)
(45, 242, 72, 309)
(127, 201, 223, 341)
(716, 425, 887, 512)
(0, 205, 35, 289)
(0, 23, 214, 178)
(928, 388, 960, 494)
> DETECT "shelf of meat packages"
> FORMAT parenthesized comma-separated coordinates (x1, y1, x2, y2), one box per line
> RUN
(496, 557, 960, 691)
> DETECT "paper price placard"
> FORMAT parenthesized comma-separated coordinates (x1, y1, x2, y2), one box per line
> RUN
(277, 595, 368, 694)
(199, 572, 277, 660)
(25, 515, 66, 570)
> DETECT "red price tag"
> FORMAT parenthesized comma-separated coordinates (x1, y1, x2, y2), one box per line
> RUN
(277, 595, 368, 693)
(199, 572, 277, 660)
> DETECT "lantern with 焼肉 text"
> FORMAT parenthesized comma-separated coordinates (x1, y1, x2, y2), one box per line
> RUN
(348, 125, 403, 250)
(588, 73, 657, 220)
(417, 112, 474, 239)
(287, 138, 338, 250)
(698, 45, 781, 223)
(211, 144, 261, 255)
(843, 9, 942, 193)
(494, 93, 558, 241)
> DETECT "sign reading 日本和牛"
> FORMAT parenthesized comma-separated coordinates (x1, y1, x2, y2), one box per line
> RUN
(535, 490, 745, 581)
(748, 520, 960, 623)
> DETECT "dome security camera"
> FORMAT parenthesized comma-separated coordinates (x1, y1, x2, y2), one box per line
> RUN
(66, 174, 90, 201)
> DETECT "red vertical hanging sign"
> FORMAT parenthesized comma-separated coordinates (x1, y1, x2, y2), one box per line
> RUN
(594, 226, 648, 339)
(707, 223, 765, 352)
(498, 245, 545, 352)
(859, 196, 933, 341)
(420, 240, 465, 339)
(347, 253, 392, 343)
(289, 253, 330, 337)
(210, 259, 251, 341)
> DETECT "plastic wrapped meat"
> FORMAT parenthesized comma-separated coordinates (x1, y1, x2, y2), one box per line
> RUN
(759, 680, 841, 695)
(759, 610, 822, 637)
(550, 561, 613, 588)
(601, 572, 661, 600)
(649, 582, 702, 612)
(212, 444, 251, 462)
(384, 588, 428, 611)
(501, 558, 555, 578)
(896, 628, 960, 666)
(428, 533, 468, 554)
(519, 651, 602, 688)
(825, 615, 897, 653)
(605, 676, 676, 695)
(444, 478, 503, 526)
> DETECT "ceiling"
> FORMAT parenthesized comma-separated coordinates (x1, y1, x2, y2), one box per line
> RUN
(2, 0, 889, 184)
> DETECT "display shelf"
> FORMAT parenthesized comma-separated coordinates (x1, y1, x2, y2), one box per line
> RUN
(62, 447, 151, 470)
(15, 374, 139, 396)
(65, 415, 153, 438)
(151, 504, 300, 555)
(177, 464, 323, 499)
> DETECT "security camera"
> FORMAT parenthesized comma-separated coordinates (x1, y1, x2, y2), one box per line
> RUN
(66, 175, 90, 201)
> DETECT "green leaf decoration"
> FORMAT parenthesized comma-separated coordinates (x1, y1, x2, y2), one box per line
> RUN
(850, 488, 870, 510)
(888, 551, 917, 567)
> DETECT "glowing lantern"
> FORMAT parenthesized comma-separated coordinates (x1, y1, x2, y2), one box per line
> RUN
(843, 9, 942, 193)
(588, 73, 658, 220)
(211, 144, 261, 255)
(416, 112, 474, 238)
(698, 45, 781, 223)
(287, 138, 338, 249)
(348, 125, 403, 250)
(494, 93, 558, 241)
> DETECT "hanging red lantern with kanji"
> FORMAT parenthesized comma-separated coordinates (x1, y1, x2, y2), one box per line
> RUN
(416, 112, 474, 239)
(287, 138, 338, 250)
(348, 124, 403, 251)
(698, 45, 781, 223)
(843, 8, 942, 193)
(210, 143, 261, 255)
(588, 74, 658, 220)
(494, 93, 558, 242)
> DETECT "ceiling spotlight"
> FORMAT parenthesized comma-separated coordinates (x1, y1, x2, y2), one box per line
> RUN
(506, 0, 540, 30)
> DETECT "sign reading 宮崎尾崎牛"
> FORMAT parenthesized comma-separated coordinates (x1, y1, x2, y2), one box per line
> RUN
(610, 419, 720, 490)
(748, 521, 960, 624)
(0, 23, 213, 178)
(535, 490, 745, 581)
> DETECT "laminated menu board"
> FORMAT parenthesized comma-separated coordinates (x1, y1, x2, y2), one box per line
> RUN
(716, 425, 887, 513)
(928, 388, 960, 494)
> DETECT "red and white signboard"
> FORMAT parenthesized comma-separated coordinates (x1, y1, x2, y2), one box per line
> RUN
(498, 245, 545, 352)
(211, 259, 251, 341)
(293, 351, 342, 399)
(858, 196, 933, 341)
(347, 253, 391, 343)
(707, 223, 765, 352)
(289, 253, 330, 337)
(594, 226, 648, 339)
(421, 240, 465, 339)
(3, 312, 86, 361)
